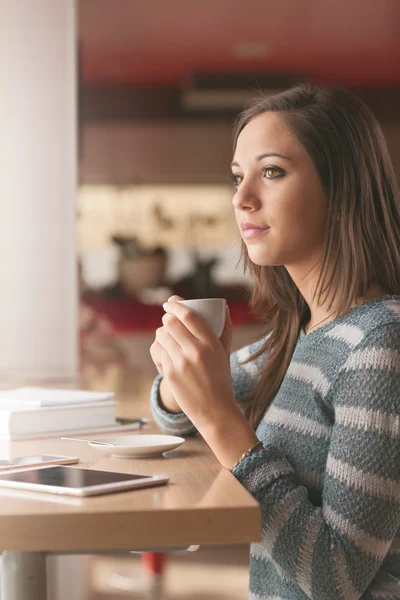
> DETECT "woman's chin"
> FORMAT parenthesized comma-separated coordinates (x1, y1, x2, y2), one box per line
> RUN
(247, 250, 281, 267)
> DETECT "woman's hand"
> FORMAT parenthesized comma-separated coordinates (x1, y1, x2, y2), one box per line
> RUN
(150, 295, 233, 377)
(155, 298, 237, 434)
(150, 295, 185, 378)
(152, 296, 259, 468)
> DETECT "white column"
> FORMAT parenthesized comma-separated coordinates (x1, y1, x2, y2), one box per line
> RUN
(0, 0, 78, 382)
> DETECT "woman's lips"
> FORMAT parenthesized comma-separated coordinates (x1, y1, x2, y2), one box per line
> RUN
(242, 226, 270, 239)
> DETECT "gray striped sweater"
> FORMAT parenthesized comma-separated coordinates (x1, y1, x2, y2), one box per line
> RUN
(150, 295, 400, 600)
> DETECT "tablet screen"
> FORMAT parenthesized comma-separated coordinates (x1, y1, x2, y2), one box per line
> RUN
(0, 466, 168, 496)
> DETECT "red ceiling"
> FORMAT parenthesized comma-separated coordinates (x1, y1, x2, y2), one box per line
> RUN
(79, 0, 400, 86)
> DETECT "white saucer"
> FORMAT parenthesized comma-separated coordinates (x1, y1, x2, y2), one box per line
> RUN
(88, 434, 185, 458)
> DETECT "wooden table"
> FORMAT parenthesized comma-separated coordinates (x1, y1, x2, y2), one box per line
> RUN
(0, 384, 261, 600)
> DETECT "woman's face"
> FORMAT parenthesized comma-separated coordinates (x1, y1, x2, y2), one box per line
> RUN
(231, 111, 328, 270)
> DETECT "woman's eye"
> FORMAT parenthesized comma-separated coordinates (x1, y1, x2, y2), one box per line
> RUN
(263, 166, 284, 179)
(231, 173, 243, 188)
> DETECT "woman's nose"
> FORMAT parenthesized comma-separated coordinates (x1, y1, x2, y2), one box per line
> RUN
(232, 181, 261, 212)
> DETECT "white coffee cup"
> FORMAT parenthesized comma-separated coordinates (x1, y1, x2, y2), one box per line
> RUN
(177, 298, 227, 338)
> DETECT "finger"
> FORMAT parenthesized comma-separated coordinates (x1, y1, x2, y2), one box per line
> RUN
(160, 346, 174, 377)
(162, 313, 199, 352)
(162, 301, 214, 342)
(156, 325, 184, 362)
(220, 305, 233, 355)
(149, 340, 164, 376)
(168, 295, 185, 302)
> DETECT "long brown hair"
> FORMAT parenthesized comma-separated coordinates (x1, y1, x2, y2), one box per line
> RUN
(233, 83, 400, 429)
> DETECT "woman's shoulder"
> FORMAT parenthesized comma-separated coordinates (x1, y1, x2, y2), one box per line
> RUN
(338, 295, 400, 345)
(231, 295, 400, 365)
(317, 296, 400, 378)
(329, 297, 400, 410)
(294, 296, 400, 373)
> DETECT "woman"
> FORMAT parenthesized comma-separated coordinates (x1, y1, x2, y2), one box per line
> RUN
(149, 84, 400, 599)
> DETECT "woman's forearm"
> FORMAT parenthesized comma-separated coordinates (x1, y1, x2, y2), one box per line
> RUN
(201, 409, 259, 469)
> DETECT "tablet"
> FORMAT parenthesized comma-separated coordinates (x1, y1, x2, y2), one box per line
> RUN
(0, 465, 169, 496)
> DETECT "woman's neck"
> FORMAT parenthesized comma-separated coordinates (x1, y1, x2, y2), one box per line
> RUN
(286, 263, 387, 334)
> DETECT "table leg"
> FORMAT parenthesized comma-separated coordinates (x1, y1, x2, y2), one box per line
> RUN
(1, 551, 47, 600)
(47, 555, 83, 600)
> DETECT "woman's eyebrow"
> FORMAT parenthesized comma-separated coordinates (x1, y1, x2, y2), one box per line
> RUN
(231, 152, 292, 168)
(256, 152, 292, 162)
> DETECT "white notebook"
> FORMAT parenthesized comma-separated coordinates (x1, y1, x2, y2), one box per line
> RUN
(0, 387, 114, 407)
(0, 401, 118, 437)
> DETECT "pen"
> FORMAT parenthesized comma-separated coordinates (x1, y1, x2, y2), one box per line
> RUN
(116, 417, 150, 429)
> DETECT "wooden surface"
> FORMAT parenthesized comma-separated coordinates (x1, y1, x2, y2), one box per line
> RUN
(0, 375, 261, 553)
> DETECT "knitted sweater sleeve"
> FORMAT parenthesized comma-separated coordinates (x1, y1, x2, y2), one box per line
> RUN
(231, 323, 400, 600)
(149, 337, 267, 436)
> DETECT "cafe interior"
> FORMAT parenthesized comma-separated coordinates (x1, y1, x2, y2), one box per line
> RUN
(1, 0, 399, 598)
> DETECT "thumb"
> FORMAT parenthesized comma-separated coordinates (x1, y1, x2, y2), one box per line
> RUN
(167, 295, 185, 302)
(219, 304, 233, 356)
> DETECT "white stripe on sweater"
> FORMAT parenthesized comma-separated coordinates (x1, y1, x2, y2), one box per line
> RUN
(158, 412, 193, 424)
(236, 345, 254, 364)
(156, 420, 195, 436)
(383, 299, 400, 319)
(343, 347, 400, 372)
(296, 511, 323, 596)
(235, 345, 262, 378)
(287, 362, 331, 396)
(323, 504, 392, 559)
(243, 458, 293, 493)
(326, 454, 400, 501)
(297, 469, 324, 489)
(264, 405, 331, 440)
(326, 324, 364, 348)
(335, 405, 400, 437)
